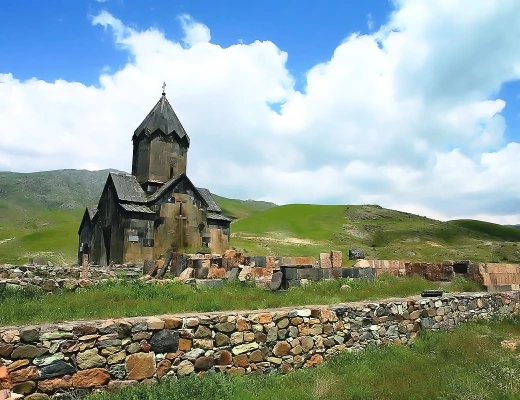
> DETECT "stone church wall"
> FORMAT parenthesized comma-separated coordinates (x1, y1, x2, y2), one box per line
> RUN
(0, 292, 518, 398)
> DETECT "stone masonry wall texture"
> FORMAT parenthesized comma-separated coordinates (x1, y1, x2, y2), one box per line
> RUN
(0, 292, 519, 398)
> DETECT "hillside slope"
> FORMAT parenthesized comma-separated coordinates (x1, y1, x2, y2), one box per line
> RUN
(0, 169, 274, 264)
(213, 194, 276, 220)
(231, 204, 520, 263)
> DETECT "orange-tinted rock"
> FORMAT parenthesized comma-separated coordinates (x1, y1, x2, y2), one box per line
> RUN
(0, 365, 12, 390)
(178, 338, 192, 352)
(10, 366, 39, 383)
(233, 354, 249, 367)
(71, 368, 110, 388)
(163, 317, 182, 329)
(258, 313, 272, 324)
(194, 356, 214, 371)
(126, 353, 156, 381)
(7, 360, 29, 372)
(37, 377, 72, 393)
(217, 350, 233, 365)
(273, 341, 291, 357)
(305, 354, 323, 367)
(281, 362, 293, 374)
(156, 360, 171, 379)
(208, 267, 226, 279)
(249, 349, 264, 363)
(236, 318, 250, 332)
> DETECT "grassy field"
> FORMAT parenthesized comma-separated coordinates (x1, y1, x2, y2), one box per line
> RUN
(88, 318, 520, 400)
(0, 275, 480, 326)
(231, 204, 520, 263)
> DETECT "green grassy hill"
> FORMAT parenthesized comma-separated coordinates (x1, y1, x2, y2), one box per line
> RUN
(0, 170, 518, 264)
(230, 204, 520, 263)
(212, 194, 276, 220)
(0, 169, 275, 264)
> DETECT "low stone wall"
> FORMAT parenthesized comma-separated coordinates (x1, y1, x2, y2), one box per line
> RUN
(0, 265, 142, 293)
(0, 292, 518, 398)
(2, 255, 520, 293)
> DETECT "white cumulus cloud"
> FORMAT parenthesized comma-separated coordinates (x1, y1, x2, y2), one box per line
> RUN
(0, 0, 519, 224)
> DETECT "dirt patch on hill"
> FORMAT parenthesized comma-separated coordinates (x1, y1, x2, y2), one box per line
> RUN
(0, 238, 14, 245)
(231, 233, 320, 246)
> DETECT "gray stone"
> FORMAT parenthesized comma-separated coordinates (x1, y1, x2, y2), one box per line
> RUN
(194, 325, 212, 339)
(11, 344, 47, 359)
(232, 342, 259, 355)
(109, 364, 126, 380)
(77, 349, 106, 369)
(131, 322, 148, 332)
(214, 332, 230, 347)
(266, 327, 278, 343)
(177, 360, 194, 376)
(33, 353, 64, 367)
(421, 318, 435, 329)
(301, 336, 314, 352)
(196, 279, 223, 288)
(185, 348, 205, 359)
(150, 330, 179, 353)
(296, 268, 321, 281)
(40, 331, 73, 340)
(227, 268, 240, 281)
(40, 360, 76, 379)
(254, 256, 266, 268)
(270, 272, 283, 291)
(386, 325, 399, 337)
(19, 327, 40, 343)
(348, 249, 366, 260)
(215, 322, 235, 333)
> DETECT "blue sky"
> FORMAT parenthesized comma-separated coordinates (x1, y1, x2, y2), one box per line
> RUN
(2, 0, 388, 89)
(2, 0, 519, 143)
(0, 0, 519, 223)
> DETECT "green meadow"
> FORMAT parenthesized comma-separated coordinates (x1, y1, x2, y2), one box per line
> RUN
(0, 275, 480, 326)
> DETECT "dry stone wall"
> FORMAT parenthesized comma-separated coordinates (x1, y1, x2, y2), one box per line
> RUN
(0, 292, 518, 399)
(3, 254, 520, 293)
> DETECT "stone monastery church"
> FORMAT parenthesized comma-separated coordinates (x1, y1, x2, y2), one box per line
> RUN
(78, 84, 232, 266)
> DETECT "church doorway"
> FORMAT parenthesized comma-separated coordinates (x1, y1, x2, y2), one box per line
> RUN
(102, 226, 112, 265)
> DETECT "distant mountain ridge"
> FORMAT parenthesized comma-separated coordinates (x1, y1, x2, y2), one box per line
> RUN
(0, 169, 118, 210)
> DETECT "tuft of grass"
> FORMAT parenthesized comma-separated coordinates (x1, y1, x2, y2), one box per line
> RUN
(87, 318, 520, 400)
(0, 275, 461, 326)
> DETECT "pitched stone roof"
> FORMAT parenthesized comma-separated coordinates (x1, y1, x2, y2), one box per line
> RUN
(133, 93, 190, 146)
(146, 173, 207, 208)
(207, 212, 232, 222)
(196, 188, 222, 213)
(119, 203, 155, 214)
(109, 172, 147, 203)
